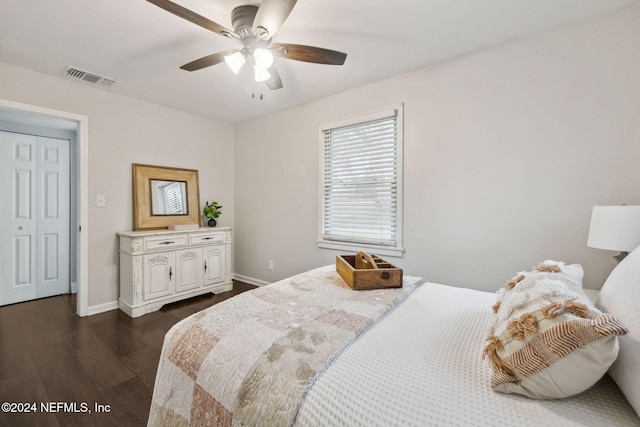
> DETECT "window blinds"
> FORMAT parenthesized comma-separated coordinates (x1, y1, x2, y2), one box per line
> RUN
(322, 111, 398, 246)
(160, 182, 186, 215)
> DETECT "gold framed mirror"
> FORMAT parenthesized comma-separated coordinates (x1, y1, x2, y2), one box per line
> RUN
(133, 163, 200, 230)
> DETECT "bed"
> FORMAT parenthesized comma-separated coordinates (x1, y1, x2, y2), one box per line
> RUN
(148, 249, 640, 426)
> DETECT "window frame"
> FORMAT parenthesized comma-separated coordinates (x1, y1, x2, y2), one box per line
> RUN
(317, 104, 404, 258)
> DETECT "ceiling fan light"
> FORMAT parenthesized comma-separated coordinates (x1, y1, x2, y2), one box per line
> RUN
(253, 48, 274, 70)
(224, 52, 246, 74)
(254, 65, 271, 82)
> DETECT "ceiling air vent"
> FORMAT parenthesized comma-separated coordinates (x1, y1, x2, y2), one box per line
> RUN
(62, 66, 117, 87)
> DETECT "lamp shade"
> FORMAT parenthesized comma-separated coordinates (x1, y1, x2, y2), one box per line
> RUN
(253, 65, 271, 82)
(224, 51, 246, 74)
(587, 205, 640, 252)
(253, 48, 274, 70)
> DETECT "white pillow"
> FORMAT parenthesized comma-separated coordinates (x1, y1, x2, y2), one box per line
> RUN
(485, 261, 628, 399)
(597, 245, 640, 417)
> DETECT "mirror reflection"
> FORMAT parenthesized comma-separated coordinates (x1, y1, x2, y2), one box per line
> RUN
(150, 179, 188, 215)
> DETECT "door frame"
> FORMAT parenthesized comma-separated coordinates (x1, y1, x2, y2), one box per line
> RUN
(0, 99, 89, 316)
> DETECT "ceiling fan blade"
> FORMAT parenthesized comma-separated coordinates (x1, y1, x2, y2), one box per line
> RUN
(271, 43, 347, 65)
(180, 49, 239, 72)
(265, 66, 283, 90)
(146, 0, 233, 37)
(252, 0, 297, 40)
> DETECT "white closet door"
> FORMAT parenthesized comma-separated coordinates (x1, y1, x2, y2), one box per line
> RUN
(0, 131, 70, 305)
(36, 136, 70, 299)
(0, 132, 37, 304)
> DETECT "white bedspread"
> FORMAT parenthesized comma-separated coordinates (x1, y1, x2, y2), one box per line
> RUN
(295, 282, 640, 426)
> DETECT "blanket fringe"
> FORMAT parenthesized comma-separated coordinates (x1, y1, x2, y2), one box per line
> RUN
(482, 335, 513, 376)
(491, 301, 501, 313)
(505, 274, 525, 290)
(541, 299, 591, 319)
(506, 313, 538, 340)
(535, 263, 561, 273)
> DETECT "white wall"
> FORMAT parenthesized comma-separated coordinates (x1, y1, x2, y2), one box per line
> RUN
(0, 62, 235, 310)
(1, 4, 638, 309)
(234, 5, 640, 291)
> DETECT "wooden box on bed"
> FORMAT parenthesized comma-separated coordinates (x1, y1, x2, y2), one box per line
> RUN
(336, 252, 403, 290)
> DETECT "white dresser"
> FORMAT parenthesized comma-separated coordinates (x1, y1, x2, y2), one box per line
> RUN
(117, 227, 233, 317)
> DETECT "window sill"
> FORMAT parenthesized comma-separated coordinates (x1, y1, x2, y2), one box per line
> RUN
(317, 240, 404, 258)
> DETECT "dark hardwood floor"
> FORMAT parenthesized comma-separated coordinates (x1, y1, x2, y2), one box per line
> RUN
(0, 281, 255, 427)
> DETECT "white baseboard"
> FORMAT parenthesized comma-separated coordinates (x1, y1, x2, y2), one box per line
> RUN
(70, 281, 78, 293)
(233, 273, 269, 287)
(86, 300, 119, 316)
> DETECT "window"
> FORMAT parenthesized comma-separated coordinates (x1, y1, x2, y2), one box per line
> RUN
(159, 181, 186, 215)
(318, 105, 404, 257)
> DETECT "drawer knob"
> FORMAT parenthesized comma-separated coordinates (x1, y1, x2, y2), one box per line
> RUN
(159, 241, 175, 245)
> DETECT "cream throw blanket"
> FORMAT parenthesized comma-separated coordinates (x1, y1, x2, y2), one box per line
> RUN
(148, 265, 422, 426)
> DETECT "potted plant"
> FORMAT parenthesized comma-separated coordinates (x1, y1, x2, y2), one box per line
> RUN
(202, 201, 222, 227)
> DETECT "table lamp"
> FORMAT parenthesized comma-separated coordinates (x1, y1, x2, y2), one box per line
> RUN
(587, 205, 640, 262)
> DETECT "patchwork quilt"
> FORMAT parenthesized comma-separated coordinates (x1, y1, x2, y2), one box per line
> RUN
(147, 265, 422, 426)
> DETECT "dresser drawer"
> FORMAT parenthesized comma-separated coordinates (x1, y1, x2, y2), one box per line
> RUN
(144, 235, 187, 251)
(190, 232, 225, 245)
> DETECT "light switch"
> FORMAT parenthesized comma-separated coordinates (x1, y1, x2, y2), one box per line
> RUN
(96, 194, 106, 207)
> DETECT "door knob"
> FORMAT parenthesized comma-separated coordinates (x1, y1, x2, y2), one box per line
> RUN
(18, 226, 23, 230)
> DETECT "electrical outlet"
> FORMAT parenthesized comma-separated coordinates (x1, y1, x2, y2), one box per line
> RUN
(268, 260, 274, 271)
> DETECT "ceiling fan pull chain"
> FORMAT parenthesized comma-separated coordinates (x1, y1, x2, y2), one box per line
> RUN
(251, 88, 264, 101)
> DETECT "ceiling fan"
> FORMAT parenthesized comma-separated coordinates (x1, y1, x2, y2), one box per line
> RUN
(146, 0, 348, 90)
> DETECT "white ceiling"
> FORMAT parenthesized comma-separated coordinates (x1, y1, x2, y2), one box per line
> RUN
(1, 0, 638, 124)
